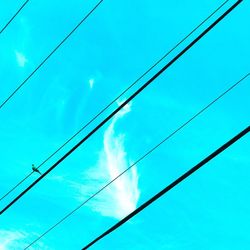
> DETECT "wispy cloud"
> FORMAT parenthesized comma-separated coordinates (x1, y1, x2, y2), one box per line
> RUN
(73, 100, 140, 220)
(0, 229, 48, 250)
(15, 50, 28, 67)
(88, 78, 94, 89)
(0, 230, 25, 250)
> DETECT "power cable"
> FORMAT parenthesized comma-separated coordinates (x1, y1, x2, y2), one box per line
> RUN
(0, 0, 242, 215)
(82, 125, 250, 249)
(0, 0, 230, 203)
(0, 0, 104, 110)
(0, 0, 30, 35)
(24, 73, 249, 249)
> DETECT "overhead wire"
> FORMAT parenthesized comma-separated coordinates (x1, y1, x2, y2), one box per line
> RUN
(24, 72, 249, 249)
(0, 0, 242, 215)
(0, 0, 230, 203)
(0, 0, 104, 110)
(82, 125, 250, 249)
(0, 0, 30, 35)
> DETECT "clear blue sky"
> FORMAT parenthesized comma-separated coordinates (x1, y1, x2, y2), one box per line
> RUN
(0, 0, 249, 249)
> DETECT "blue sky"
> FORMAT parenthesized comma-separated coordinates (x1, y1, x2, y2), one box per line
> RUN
(0, 0, 249, 249)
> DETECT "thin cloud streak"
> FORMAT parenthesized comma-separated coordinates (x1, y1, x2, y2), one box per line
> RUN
(73, 100, 140, 220)
(88, 78, 94, 89)
(15, 50, 28, 67)
(0, 229, 48, 250)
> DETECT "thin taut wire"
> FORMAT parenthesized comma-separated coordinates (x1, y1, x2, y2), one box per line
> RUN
(0, 0, 104, 110)
(0, 0, 30, 34)
(0, 0, 230, 203)
(25, 73, 249, 249)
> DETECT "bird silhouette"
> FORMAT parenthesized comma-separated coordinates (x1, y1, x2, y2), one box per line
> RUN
(32, 164, 41, 175)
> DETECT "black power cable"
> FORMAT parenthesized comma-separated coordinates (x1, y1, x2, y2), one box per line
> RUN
(0, 0, 104, 110)
(25, 73, 249, 249)
(0, 0, 242, 215)
(82, 125, 250, 249)
(0, 0, 230, 203)
(0, 0, 30, 35)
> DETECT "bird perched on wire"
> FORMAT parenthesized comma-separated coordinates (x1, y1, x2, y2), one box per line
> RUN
(32, 164, 41, 175)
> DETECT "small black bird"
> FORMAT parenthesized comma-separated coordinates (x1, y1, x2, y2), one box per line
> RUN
(32, 164, 41, 175)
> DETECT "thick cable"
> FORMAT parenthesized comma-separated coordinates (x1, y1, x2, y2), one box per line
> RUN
(0, 0, 242, 215)
(82, 125, 250, 249)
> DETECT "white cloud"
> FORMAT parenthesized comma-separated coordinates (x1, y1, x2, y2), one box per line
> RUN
(15, 51, 28, 67)
(115, 99, 131, 117)
(88, 78, 94, 89)
(73, 100, 140, 220)
(0, 230, 25, 250)
(0, 229, 48, 250)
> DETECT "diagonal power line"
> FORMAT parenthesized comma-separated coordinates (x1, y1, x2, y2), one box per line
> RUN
(82, 125, 250, 249)
(0, 0, 30, 35)
(0, 0, 242, 216)
(0, 0, 104, 110)
(24, 73, 249, 249)
(0, 0, 230, 203)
